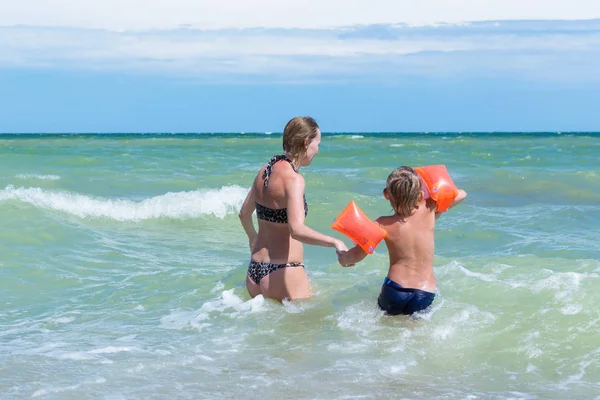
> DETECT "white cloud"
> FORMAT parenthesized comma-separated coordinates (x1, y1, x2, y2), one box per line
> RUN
(1, 0, 599, 83)
(1, 0, 600, 30)
(1, 21, 599, 83)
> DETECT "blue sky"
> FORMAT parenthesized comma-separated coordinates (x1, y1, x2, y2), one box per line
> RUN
(1, 1, 600, 132)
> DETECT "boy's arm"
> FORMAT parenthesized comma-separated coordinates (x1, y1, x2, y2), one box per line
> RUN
(449, 189, 467, 209)
(338, 245, 368, 267)
(338, 216, 387, 267)
(434, 189, 467, 220)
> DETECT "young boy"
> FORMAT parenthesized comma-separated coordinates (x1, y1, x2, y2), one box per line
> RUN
(337, 166, 467, 315)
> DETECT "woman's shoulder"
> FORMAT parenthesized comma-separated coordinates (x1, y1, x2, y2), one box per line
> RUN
(253, 165, 267, 181)
(257, 163, 268, 175)
(272, 161, 303, 182)
(283, 168, 305, 185)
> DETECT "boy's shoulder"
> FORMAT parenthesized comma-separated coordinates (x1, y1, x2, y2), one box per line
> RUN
(375, 214, 401, 227)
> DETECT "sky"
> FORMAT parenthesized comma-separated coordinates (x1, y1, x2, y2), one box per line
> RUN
(1, 0, 600, 132)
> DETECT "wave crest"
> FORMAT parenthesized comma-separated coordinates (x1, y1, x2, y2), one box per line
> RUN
(0, 184, 247, 221)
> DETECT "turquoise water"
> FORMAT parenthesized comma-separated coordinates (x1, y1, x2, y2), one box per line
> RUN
(1, 132, 599, 399)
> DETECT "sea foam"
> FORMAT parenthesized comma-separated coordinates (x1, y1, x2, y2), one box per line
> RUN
(16, 174, 61, 181)
(0, 185, 247, 221)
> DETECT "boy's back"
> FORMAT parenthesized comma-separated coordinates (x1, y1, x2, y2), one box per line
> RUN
(377, 198, 437, 293)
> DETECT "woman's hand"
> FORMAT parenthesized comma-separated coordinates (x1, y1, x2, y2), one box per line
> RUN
(337, 244, 369, 268)
(333, 239, 349, 253)
(334, 240, 355, 267)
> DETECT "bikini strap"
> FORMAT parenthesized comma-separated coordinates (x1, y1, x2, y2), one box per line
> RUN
(262, 154, 298, 187)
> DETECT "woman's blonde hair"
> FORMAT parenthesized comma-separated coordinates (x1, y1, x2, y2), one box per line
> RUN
(385, 166, 422, 221)
(282, 116, 319, 165)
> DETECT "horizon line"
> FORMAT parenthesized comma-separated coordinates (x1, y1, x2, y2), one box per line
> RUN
(2, 131, 599, 136)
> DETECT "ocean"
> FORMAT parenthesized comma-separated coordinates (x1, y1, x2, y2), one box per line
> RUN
(1, 132, 599, 399)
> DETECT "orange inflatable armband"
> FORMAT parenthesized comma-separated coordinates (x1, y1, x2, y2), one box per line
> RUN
(331, 201, 387, 254)
(414, 165, 458, 213)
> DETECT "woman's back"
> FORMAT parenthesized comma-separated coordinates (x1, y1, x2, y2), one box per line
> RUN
(252, 159, 305, 264)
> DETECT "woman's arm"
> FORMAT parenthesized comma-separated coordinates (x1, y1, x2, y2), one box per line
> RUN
(286, 174, 348, 252)
(238, 185, 258, 250)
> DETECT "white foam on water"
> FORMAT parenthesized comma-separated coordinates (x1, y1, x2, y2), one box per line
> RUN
(586, 259, 600, 273)
(565, 359, 594, 384)
(220, 289, 248, 309)
(560, 304, 583, 315)
(44, 311, 81, 325)
(526, 363, 538, 373)
(211, 289, 267, 314)
(544, 350, 600, 394)
(350, 135, 364, 139)
(210, 281, 225, 293)
(57, 352, 96, 361)
(159, 309, 210, 332)
(326, 340, 374, 354)
(198, 354, 214, 362)
(455, 264, 498, 282)
(31, 377, 106, 398)
(160, 289, 267, 332)
(385, 358, 418, 376)
(442, 262, 598, 317)
(390, 144, 404, 147)
(0, 184, 248, 220)
(414, 297, 445, 322)
(126, 363, 145, 373)
(335, 302, 384, 339)
(51, 317, 75, 324)
(492, 263, 517, 274)
(531, 271, 586, 293)
(518, 331, 543, 360)
(530, 271, 598, 315)
(115, 334, 137, 342)
(88, 346, 134, 354)
(281, 297, 317, 314)
(16, 174, 61, 181)
(41, 346, 132, 364)
(372, 326, 422, 357)
(15, 342, 67, 356)
(427, 304, 496, 347)
(576, 170, 598, 177)
(437, 260, 500, 283)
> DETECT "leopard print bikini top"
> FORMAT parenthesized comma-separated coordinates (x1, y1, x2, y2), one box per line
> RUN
(255, 155, 308, 223)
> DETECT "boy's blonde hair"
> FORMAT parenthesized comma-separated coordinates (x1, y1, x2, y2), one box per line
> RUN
(385, 166, 422, 221)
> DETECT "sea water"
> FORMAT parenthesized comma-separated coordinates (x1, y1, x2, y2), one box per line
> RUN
(1, 133, 599, 399)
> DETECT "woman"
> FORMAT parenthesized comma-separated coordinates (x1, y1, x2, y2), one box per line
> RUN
(238, 116, 348, 301)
